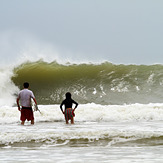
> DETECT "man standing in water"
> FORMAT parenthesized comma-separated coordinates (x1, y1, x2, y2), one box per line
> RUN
(60, 92, 78, 124)
(17, 82, 38, 125)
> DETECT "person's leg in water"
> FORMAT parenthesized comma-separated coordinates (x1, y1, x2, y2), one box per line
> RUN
(64, 109, 74, 124)
(21, 120, 34, 125)
(65, 116, 69, 124)
(64, 112, 69, 124)
(71, 117, 74, 124)
(65, 117, 74, 124)
(21, 121, 25, 125)
(64, 109, 69, 124)
(31, 120, 34, 125)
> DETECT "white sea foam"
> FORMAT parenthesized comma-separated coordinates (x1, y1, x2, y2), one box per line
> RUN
(1, 103, 163, 125)
(0, 68, 19, 107)
(0, 125, 162, 146)
(0, 103, 163, 162)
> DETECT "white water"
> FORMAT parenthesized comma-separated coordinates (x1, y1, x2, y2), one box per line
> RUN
(0, 68, 19, 107)
(1, 103, 163, 125)
(1, 63, 163, 162)
(0, 104, 163, 162)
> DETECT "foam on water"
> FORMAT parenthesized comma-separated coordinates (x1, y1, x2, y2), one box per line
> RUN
(0, 68, 19, 107)
(1, 103, 163, 125)
(0, 103, 163, 162)
(0, 126, 162, 146)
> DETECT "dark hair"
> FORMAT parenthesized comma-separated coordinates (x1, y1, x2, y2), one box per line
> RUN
(65, 92, 71, 99)
(23, 82, 29, 88)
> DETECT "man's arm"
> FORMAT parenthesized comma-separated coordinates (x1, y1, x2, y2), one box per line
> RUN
(73, 100, 78, 111)
(16, 98, 21, 111)
(33, 98, 38, 110)
(60, 101, 64, 114)
(33, 98, 37, 105)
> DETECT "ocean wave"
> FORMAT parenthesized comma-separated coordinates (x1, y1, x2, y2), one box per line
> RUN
(1, 60, 163, 106)
(1, 126, 162, 147)
(10, 60, 163, 105)
(1, 103, 163, 148)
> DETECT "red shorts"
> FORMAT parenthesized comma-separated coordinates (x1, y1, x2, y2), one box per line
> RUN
(21, 107, 34, 121)
(65, 108, 75, 121)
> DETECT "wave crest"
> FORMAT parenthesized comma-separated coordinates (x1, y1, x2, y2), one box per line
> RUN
(11, 61, 163, 105)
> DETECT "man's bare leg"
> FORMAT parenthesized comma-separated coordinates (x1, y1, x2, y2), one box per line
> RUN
(71, 117, 74, 124)
(66, 119, 69, 124)
(21, 121, 25, 125)
(31, 120, 34, 125)
(65, 115, 69, 124)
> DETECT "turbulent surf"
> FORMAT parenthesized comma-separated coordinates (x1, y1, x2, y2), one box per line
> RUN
(0, 60, 163, 162)
(11, 60, 163, 105)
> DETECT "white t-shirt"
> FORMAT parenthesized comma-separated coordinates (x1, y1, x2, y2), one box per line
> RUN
(18, 89, 35, 107)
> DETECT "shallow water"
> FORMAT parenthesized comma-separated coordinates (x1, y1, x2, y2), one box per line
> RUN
(0, 119, 163, 163)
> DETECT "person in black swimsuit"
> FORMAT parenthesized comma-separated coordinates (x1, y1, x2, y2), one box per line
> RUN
(60, 92, 78, 124)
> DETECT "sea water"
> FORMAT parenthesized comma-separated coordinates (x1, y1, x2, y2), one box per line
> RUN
(0, 61, 163, 162)
(0, 104, 163, 162)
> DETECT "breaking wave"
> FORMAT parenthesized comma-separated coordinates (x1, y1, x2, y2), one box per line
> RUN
(11, 60, 163, 105)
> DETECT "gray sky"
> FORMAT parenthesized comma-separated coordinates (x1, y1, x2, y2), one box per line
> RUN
(0, 0, 163, 64)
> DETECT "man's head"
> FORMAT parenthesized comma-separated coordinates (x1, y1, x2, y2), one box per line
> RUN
(23, 82, 29, 88)
(65, 92, 71, 99)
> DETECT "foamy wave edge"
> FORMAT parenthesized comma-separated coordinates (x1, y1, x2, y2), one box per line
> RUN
(0, 103, 163, 124)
